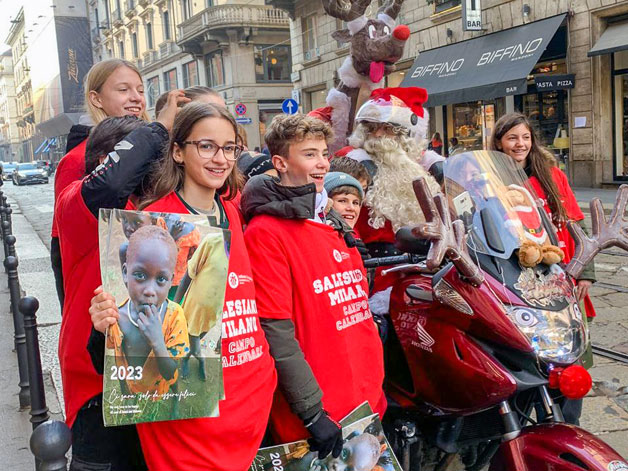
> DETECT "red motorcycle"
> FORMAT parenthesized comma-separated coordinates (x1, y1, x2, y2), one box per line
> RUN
(365, 151, 628, 471)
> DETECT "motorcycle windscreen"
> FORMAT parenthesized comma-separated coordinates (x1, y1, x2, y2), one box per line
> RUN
(443, 150, 553, 260)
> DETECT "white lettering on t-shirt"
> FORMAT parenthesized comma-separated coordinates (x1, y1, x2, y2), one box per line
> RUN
(313, 269, 374, 332)
(221, 296, 263, 368)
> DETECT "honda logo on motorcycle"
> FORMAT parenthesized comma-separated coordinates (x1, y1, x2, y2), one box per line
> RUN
(608, 461, 628, 471)
(414, 316, 435, 352)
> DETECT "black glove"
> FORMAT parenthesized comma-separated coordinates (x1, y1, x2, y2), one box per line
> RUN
(344, 232, 370, 261)
(305, 410, 343, 459)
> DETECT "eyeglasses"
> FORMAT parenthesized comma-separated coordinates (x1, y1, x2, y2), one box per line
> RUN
(182, 139, 243, 161)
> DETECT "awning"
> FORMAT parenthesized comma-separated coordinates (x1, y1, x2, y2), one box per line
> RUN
(588, 21, 628, 57)
(401, 14, 566, 107)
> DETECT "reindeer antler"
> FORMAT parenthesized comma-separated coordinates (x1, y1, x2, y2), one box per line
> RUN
(410, 178, 484, 286)
(321, 0, 372, 22)
(565, 184, 628, 279)
(378, 0, 404, 21)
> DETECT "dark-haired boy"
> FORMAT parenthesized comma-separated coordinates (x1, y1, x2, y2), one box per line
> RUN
(241, 114, 385, 459)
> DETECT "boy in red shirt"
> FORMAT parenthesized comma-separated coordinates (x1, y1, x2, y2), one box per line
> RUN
(241, 114, 385, 459)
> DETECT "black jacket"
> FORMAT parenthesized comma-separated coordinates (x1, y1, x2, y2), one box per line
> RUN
(65, 124, 92, 153)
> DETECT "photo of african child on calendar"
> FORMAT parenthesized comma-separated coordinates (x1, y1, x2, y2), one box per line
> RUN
(99, 209, 230, 426)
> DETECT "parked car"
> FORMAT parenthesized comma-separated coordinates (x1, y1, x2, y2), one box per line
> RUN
(12, 162, 49, 185)
(2, 162, 17, 180)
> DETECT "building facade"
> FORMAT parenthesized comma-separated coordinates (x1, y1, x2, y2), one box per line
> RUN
(5, 2, 93, 163)
(0, 51, 20, 162)
(90, 0, 293, 150)
(6, 8, 35, 162)
(271, 0, 628, 187)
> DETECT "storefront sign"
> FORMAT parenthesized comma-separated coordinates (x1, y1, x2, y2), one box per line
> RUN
(402, 14, 566, 107)
(534, 74, 575, 91)
(462, 0, 482, 31)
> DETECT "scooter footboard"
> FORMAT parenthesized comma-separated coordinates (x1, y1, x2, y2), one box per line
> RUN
(489, 423, 627, 471)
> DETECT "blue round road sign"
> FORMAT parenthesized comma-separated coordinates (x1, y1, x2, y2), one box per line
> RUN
(282, 98, 298, 115)
(235, 103, 247, 116)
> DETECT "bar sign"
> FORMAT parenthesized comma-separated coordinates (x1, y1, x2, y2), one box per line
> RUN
(463, 0, 482, 31)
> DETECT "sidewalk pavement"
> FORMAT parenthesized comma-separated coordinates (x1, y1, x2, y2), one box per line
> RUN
(573, 187, 624, 213)
(0, 195, 65, 470)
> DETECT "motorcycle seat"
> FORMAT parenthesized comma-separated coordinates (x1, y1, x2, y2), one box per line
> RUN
(395, 227, 431, 255)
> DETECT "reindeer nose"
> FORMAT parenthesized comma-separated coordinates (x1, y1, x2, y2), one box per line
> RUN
(393, 25, 410, 41)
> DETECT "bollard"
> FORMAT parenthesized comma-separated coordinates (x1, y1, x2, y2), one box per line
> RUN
(19, 296, 49, 429)
(4, 252, 30, 408)
(1, 216, 9, 263)
(30, 420, 71, 471)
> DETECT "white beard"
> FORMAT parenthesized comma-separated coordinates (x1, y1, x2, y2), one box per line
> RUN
(363, 136, 442, 232)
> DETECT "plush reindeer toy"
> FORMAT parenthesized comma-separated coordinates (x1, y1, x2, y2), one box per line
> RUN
(320, 0, 410, 151)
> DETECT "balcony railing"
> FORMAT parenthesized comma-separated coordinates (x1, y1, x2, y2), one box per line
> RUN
(142, 50, 160, 66)
(138, 0, 150, 6)
(178, 5, 289, 42)
(159, 40, 181, 59)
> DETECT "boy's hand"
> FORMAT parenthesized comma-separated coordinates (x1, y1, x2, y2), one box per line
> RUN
(305, 411, 343, 459)
(156, 89, 191, 131)
(137, 304, 167, 354)
(89, 286, 119, 333)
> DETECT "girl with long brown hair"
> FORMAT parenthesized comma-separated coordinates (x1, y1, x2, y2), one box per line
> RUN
(88, 102, 276, 470)
(489, 112, 595, 424)
(489, 113, 595, 310)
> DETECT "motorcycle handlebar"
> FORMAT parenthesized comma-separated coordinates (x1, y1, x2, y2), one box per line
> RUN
(363, 254, 422, 269)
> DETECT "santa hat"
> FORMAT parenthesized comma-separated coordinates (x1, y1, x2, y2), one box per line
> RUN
(355, 87, 429, 142)
(308, 106, 333, 124)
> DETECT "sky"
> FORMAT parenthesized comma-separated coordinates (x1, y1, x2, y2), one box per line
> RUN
(0, 0, 26, 52)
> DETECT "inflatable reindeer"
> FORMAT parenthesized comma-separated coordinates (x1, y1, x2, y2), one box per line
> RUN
(321, 0, 410, 151)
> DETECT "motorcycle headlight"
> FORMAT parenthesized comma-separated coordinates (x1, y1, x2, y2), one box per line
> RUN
(506, 304, 587, 365)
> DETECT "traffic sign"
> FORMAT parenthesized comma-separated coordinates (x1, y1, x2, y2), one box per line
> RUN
(235, 117, 252, 124)
(282, 98, 298, 115)
(235, 103, 247, 116)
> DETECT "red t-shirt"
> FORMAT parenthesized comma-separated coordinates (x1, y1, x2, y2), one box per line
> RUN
(55, 179, 103, 427)
(529, 167, 595, 317)
(52, 140, 87, 237)
(137, 192, 276, 471)
(245, 214, 386, 443)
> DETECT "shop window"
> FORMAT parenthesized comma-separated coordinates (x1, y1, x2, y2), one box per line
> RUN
(386, 69, 407, 88)
(164, 68, 177, 92)
(434, 0, 461, 14)
(147, 76, 160, 107)
(450, 99, 505, 152)
(205, 50, 225, 87)
(182, 61, 198, 88)
(254, 45, 291, 83)
(308, 89, 327, 112)
(613, 50, 628, 179)
(302, 15, 317, 60)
